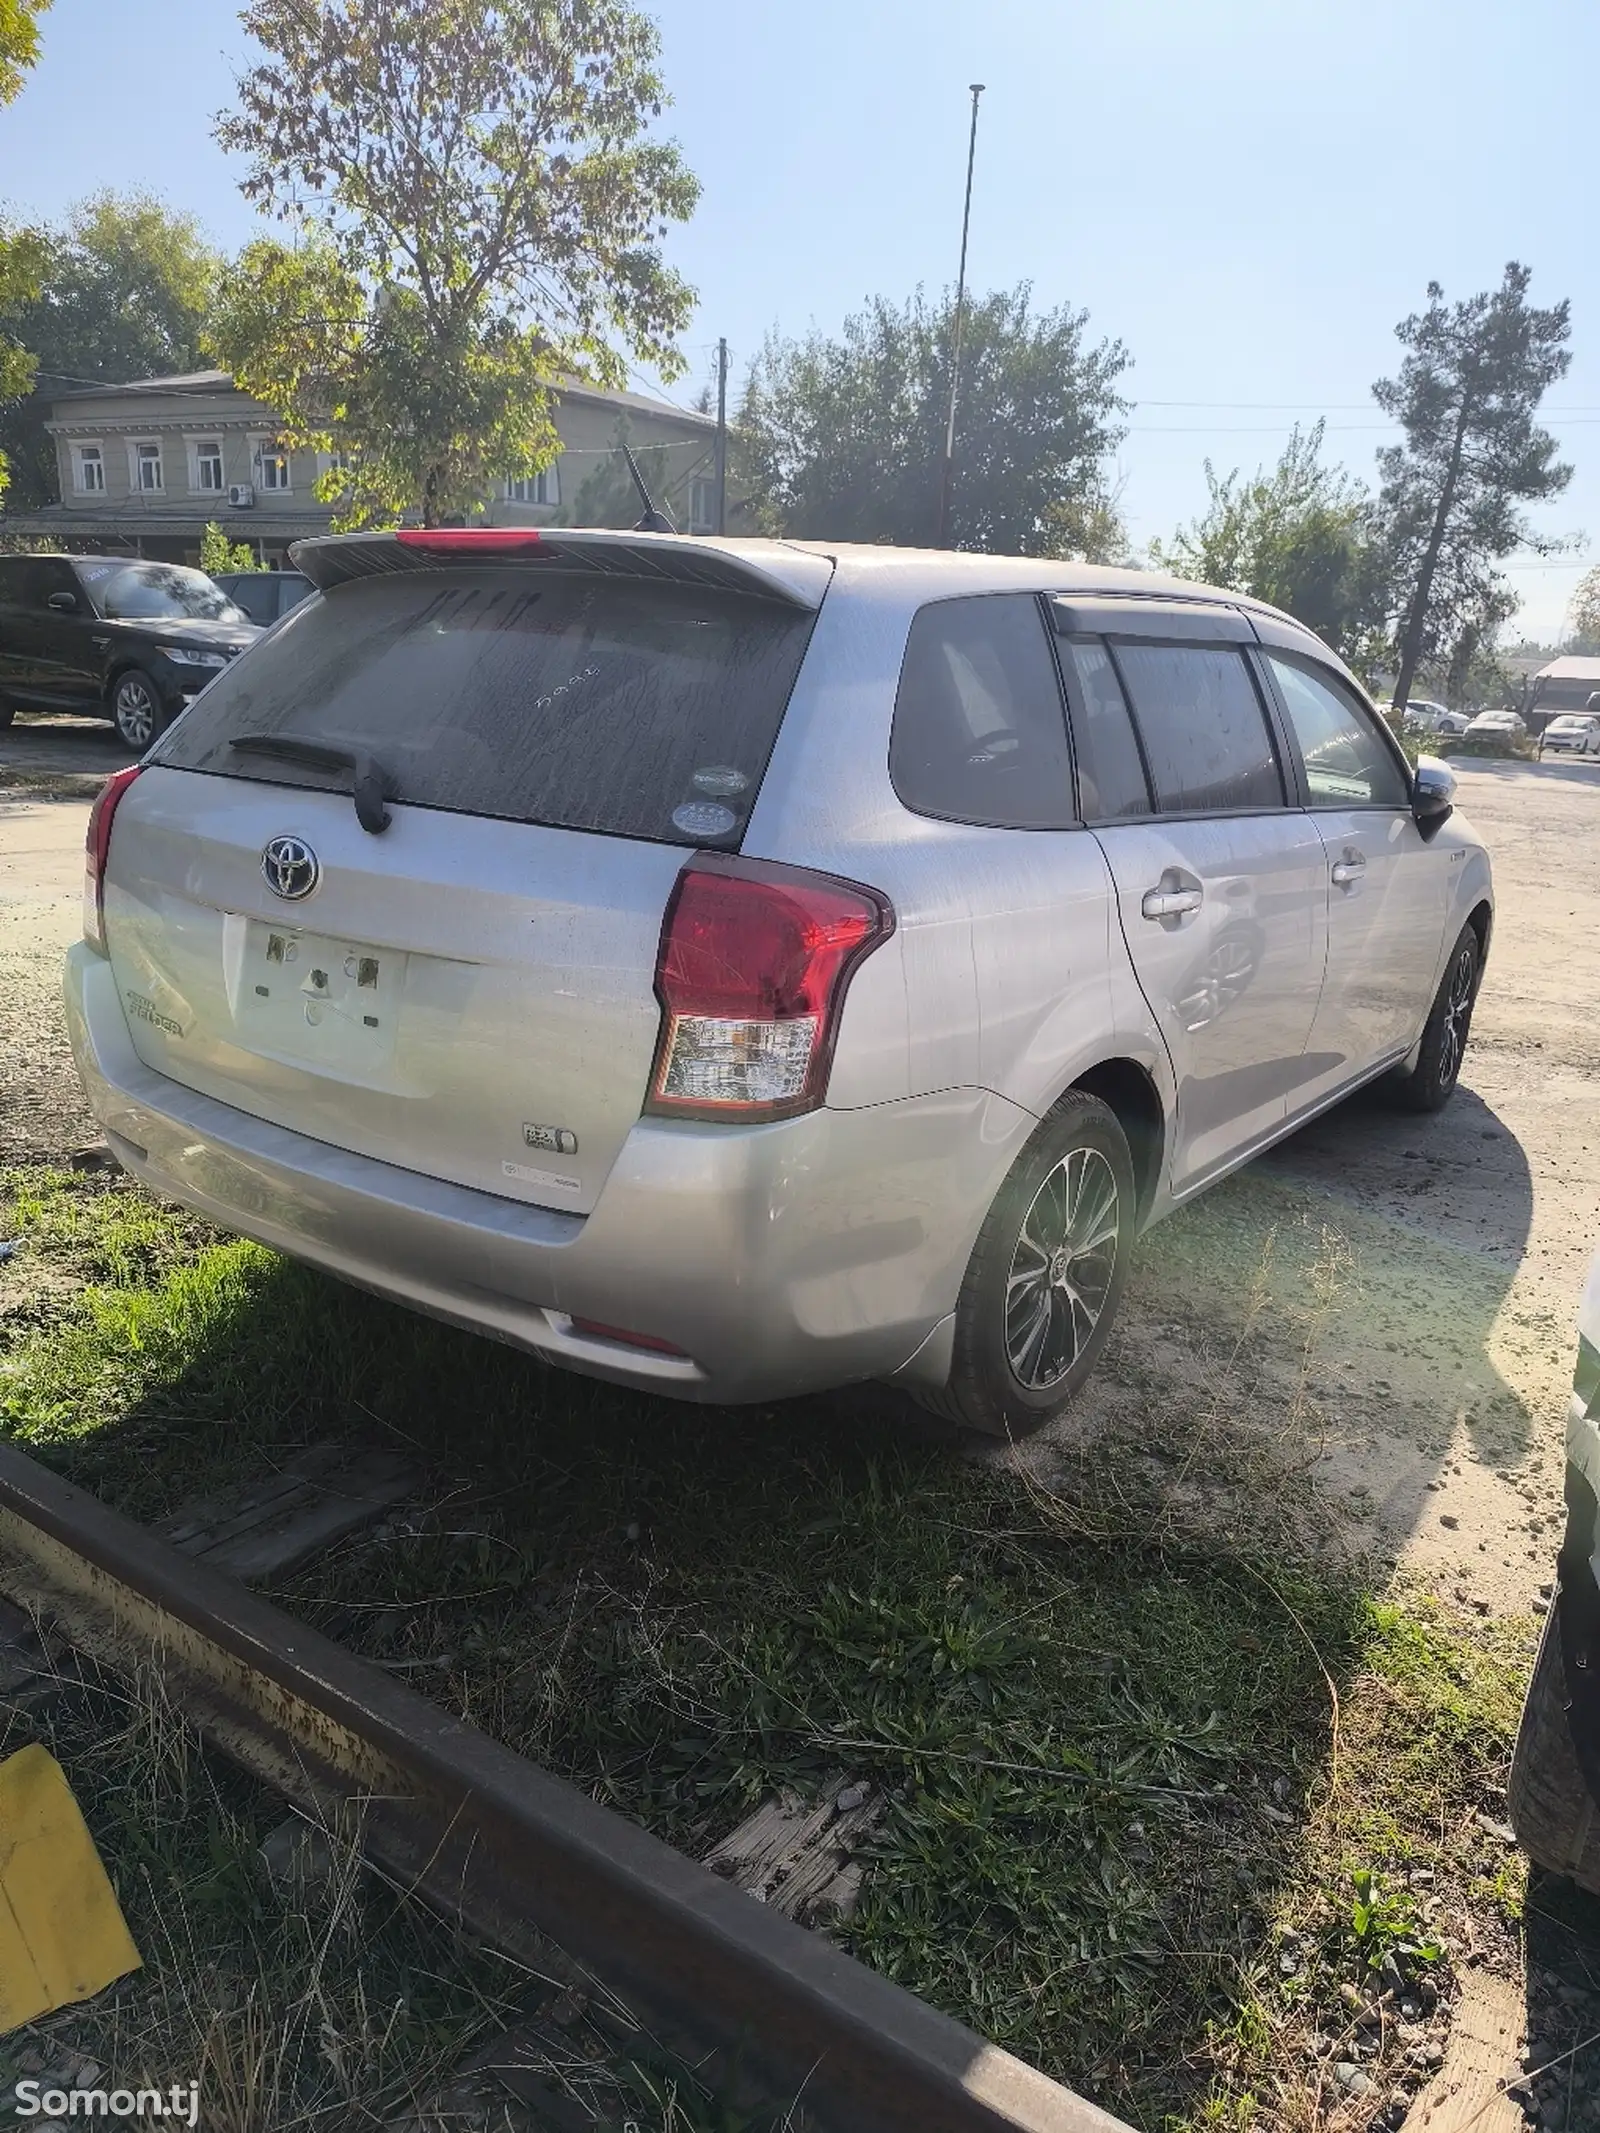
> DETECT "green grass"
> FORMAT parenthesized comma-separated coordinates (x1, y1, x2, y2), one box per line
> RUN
(0, 1166, 1547, 2129)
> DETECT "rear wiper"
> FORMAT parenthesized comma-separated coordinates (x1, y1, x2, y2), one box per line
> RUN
(229, 734, 394, 835)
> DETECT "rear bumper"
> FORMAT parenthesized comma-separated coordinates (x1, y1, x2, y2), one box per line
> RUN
(65, 942, 1030, 1405)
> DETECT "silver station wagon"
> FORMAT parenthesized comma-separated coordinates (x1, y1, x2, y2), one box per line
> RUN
(65, 529, 1493, 1436)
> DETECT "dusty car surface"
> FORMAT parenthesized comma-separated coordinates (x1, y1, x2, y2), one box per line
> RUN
(65, 529, 1493, 1435)
(1511, 1247, 1600, 1888)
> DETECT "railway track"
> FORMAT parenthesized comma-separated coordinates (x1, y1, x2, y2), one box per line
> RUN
(0, 1435, 1126, 2133)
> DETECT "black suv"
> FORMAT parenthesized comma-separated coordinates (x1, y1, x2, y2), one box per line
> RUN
(0, 553, 261, 750)
(209, 568, 315, 628)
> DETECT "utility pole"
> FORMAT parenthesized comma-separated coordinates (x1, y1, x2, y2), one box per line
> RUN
(714, 335, 729, 535)
(935, 83, 985, 550)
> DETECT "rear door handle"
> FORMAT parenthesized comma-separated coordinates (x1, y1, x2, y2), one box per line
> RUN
(1141, 886, 1203, 919)
(1331, 856, 1366, 888)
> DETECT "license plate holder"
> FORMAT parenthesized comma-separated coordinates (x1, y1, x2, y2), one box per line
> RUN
(235, 920, 404, 1072)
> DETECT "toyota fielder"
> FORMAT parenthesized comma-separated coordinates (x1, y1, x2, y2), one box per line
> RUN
(65, 529, 1493, 1437)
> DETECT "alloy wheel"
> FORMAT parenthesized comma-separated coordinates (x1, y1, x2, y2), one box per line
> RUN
(1439, 945, 1476, 1088)
(1003, 1146, 1121, 1390)
(114, 675, 157, 748)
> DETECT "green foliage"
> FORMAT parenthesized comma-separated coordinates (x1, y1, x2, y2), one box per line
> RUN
(208, 0, 700, 526)
(1375, 262, 1572, 708)
(1347, 1868, 1442, 1979)
(0, 191, 222, 509)
(1153, 422, 1384, 662)
(1568, 564, 1600, 655)
(738, 283, 1130, 557)
(0, 0, 48, 105)
(198, 522, 258, 574)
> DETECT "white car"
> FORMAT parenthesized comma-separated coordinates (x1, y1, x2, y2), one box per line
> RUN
(1539, 713, 1600, 757)
(1398, 699, 1472, 737)
(1464, 709, 1527, 743)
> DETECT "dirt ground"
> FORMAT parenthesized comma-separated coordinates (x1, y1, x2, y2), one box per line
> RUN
(4, 711, 1597, 1616)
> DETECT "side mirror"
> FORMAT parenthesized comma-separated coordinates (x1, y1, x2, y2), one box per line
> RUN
(47, 590, 78, 613)
(1412, 755, 1456, 838)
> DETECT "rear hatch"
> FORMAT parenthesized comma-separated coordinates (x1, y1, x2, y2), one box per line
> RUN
(104, 533, 830, 1215)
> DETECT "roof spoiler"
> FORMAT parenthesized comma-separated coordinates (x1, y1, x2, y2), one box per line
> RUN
(288, 528, 832, 610)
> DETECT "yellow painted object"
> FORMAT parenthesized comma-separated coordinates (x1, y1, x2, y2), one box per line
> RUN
(0, 1743, 141, 2033)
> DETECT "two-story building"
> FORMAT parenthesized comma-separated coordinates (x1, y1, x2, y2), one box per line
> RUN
(2, 368, 722, 565)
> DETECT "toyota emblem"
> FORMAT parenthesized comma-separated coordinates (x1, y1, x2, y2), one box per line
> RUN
(261, 835, 321, 900)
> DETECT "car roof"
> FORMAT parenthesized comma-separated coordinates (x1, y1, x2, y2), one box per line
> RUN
(292, 528, 1327, 646)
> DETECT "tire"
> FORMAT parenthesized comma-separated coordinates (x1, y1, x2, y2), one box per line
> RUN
(1387, 923, 1480, 1114)
(920, 1090, 1137, 1440)
(109, 667, 165, 752)
(1509, 1609, 1600, 1894)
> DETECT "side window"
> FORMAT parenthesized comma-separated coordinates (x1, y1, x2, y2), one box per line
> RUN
(1265, 653, 1410, 808)
(1112, 643, 1285, 814)
(890, 594, 1075, 829)
(29, 559, 81, 611)
(0, 559, 29, 607)
(1060, 639, 1150, 820)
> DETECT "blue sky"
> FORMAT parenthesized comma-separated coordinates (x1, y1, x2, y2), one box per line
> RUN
(4, 0, 1596, 637)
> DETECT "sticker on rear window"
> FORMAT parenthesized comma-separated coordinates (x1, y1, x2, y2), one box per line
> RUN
(691, 765, 749, 797)
(671, 800, 737, 837)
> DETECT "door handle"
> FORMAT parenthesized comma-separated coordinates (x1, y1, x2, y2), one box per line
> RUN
(1141, 885, 1203, 920)
(1330, 855, 1366, 888)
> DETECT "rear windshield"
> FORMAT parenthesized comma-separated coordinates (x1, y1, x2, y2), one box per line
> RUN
(151, 570, 818, 847)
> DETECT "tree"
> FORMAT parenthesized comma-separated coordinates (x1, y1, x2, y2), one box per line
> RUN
(737, 283, 1130, 557)
(199, 522, 259, 574)
(1153, 422, 1383, 661)
(1567, 565, 1600, 655)
(0, 0, 49, 106)
(207, 0, 699, 527)
(0, 0, 50, 502)
(0, 192, 222, 508)
(1374, 263, 1571, 711)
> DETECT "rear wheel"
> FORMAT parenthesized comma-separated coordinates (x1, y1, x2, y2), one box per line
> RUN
(109, 668, 164, 751)
(1387, 923, 1479, 1113)
(1509, 1610, 1600, 1895)
(920, 1090, 1136, 1440)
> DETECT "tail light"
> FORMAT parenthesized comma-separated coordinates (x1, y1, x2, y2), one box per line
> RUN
(395, 528, 546, 554)
(83, 766, 142, 953)
(646, 853, 894, 1123)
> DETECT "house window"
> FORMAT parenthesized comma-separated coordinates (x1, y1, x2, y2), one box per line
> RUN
(689, 476, 716, 533)
(506, 463, 559, 507)
(132, 441, 163, 492)
(73, 444, 105, 493)
(193, 439, 224, 492)
(254, 439, 291, 492)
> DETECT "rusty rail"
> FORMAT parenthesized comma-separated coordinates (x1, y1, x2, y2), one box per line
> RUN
(0, 1438, 1128, 2133)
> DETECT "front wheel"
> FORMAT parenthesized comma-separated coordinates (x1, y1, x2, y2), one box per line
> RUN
(109, 668, 165, 752)
(921, 1090, 1137, 1440)
(1387, 923, 1479, 1114)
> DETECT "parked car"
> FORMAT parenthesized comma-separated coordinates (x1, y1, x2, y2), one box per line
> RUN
(0, 555, 260, 749)
(210, 570, 315, 629)
(1391, 698, 1472, 737)
(64, 530, 1493, 1436)
(1538, 709, 1600, 758)
(1464, 708, 1527, 744)
(1509, 1246, 1600, 1891)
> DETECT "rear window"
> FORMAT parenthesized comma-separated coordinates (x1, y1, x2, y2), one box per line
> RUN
(151, 570, 818, 847)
